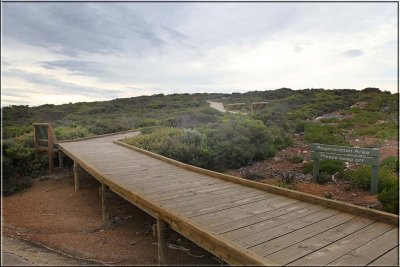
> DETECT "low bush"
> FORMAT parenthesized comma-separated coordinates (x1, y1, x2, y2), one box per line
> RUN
(345, 165, 371, 190)
(243, 169, 265, 181)
(199, 117, 279, 170)
(124, 128, 209, 167)
(302, 159, 345, 175)
(378, 186, 399, 214)
(380, 156, 399, 173)
(288, 155, 304, 164)
(304, 123, 348, 145)
(124, 117, 286, 171)
(54, 125, 92, 140)
(345, 165, 398, 214)
(2, 139, 40, 196)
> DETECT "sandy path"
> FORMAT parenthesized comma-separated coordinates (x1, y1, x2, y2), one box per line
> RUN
(207, 101, 226, 113)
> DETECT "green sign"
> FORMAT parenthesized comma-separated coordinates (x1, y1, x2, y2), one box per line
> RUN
(311, 143, 380, 194)
(311, 152, 379, 165)
(311, 144, 379, 158)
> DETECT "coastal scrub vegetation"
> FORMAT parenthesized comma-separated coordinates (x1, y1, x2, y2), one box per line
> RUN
(2, 88, 398, 213)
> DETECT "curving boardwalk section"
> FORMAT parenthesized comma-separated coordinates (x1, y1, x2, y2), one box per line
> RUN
(57, 131, 399, 266)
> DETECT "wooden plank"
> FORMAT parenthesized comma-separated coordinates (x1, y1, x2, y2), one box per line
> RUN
(149, 182, 240, 202)
(162, 185, 258, 208)
(329, 228, 398, 266)
(259, 216, 373, 262)
(212, 201, 311, 234)
(184, 194, 275, 218)
(235, 208, 340, 248)
(193, 196, 298, 227)
(137, 179, 223, 195)
(274, 222, 393, 265)
(167, 186, 264, 208)
(287, 222, 395, 266)
(367, 247, 399, 266)
(100, 165, 184, 175)
(222, 204, 325, 240)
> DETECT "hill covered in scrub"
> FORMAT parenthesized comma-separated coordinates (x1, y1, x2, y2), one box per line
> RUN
(2, 88, 399, 213)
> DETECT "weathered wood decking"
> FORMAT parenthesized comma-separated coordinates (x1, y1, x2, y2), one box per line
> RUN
(57, 131, 399, 266)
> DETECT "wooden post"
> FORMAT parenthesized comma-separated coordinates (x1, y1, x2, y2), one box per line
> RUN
(370, 165, 379, 194)
(47, 127, 54, 174)
(312, 157, 320, 182)
(58, 151, 64, 169)
(73, 162, 80, 191)
(101, 183, 111, 224)
(33, 128, 39, 161)
(157, 218, 169, 266)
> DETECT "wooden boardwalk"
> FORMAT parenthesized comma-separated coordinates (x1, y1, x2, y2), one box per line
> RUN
(57, 131, 399, 266)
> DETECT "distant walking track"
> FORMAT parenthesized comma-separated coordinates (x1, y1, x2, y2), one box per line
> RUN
(207, 101, 227, 113)
(56, 131, 399, 266)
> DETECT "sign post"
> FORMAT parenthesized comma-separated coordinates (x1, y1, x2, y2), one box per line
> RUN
(311, 143, 380, 194)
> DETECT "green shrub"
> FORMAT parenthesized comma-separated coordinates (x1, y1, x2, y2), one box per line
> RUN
(346, 165, 398, 191)
(124, 117, 282, 171)
(55, 125, 92, 140)
(275, 180, 296, 190)
(378, 187, 399, 214)
(140, 126, 165, 135)
(304, 123, 348, 145)
(346, 165, 371, 190)
(2, 139, 40, 196)
(318, 172, 331, 184)
(124, 127, 183, 154)
(381, 156, 399, 172)
(88, 120, 131, 135)
(302, 162, 313, 174)
(200, 117, 278, 170)
(135, 118, 158, 128)
(344, 165, 398, 214)
(302, 160, 345, 175)
(288, 155, 304, 164)
(294, 120, 306, 133)
(319, 118, 339, 124)
(124, 128, 209, 167)
(243, 169, 265, 181)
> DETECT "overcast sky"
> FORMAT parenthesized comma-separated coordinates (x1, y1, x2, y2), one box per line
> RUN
(2, 2, 397, 106)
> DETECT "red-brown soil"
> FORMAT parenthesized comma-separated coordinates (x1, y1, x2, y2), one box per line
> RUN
(3, 172, 219, 266)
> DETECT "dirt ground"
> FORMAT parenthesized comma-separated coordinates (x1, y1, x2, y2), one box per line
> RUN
(2, 172, 221, 266)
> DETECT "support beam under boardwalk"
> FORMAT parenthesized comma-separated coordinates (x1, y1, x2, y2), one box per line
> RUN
(73, 162, 81, 191)
(101, 183, 111, 224)
(157, 218, 170, 266)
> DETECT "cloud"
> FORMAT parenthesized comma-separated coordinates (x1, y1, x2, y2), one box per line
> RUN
(38, 60, 107, 77)
(3, 68, 122, 98)
(3, 3, 186, 57)
(342, 49, 364, 58)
